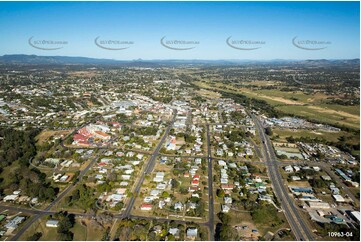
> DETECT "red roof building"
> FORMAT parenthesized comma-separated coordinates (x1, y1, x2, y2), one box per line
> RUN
(78, 127, 92, 137)
(193, 174, 200, 180)
(188, 187, 197, 193)
(94, 131, 111, 140)
(140, 203, 153, 211)
(221, 184, 234, 190)
(73, 134, 87, 142)
(191, 180, 199, 187)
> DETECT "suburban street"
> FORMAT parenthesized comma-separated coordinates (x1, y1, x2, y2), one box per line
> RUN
(122, 109, 178, 218)
(205, 124, 215, 240)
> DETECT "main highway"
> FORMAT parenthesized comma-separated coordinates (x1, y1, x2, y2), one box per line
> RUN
(251, 113, 314, 241)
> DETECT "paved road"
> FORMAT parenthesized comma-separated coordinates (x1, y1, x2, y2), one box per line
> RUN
(206, 124, 215, 240)
(252, 114, 314, 241)
(122, 109, 177, 218)
(291, 74, 308, 86)
(0, 204, 202, 228)
(0, 205, 49, 215)
(128, 214, 203, 225)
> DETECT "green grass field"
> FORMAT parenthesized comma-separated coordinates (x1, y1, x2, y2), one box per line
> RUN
(71, 221, 88, 240)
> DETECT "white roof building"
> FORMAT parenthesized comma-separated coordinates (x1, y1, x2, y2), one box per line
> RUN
(174, 202, 183, 210)
(221, 204, 231, 213)
(186, 228, 198, 238)
(224, 197, 232, 204)
(46, 220, 59, 228)
(333, 195, 346, 203)
(169, 228, 179, 236)
(3, 195, 19, 202)
(284, 165, 293, 173)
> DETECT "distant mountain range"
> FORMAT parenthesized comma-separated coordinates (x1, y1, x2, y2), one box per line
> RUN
(0, 54, 124, 65)
(0, 54, 359, 66)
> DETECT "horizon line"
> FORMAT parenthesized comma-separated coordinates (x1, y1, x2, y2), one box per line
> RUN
(1, 54, 360, 62)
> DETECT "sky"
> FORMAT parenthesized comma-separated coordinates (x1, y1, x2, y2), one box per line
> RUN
(0, 1, 359, 60)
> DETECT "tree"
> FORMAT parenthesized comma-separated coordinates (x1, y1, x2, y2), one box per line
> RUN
(216, 189, 225, 198)
(161, 191, 170, 198)
(112, 202, 124, 211)
(57, 231, 73, 241)
(27, 232, 42, 241)
(217, 212, 231, 225)
(179, 187, 188, 194)
(265, 127, 273, 136)
(57, 217, 74, 234)
(219, 225, 238, 241)
(171, 179, 179, 189)
(167, 234, 176, 241)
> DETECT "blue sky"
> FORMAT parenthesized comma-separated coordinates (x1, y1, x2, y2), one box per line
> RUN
(0, 1, 359, 60)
